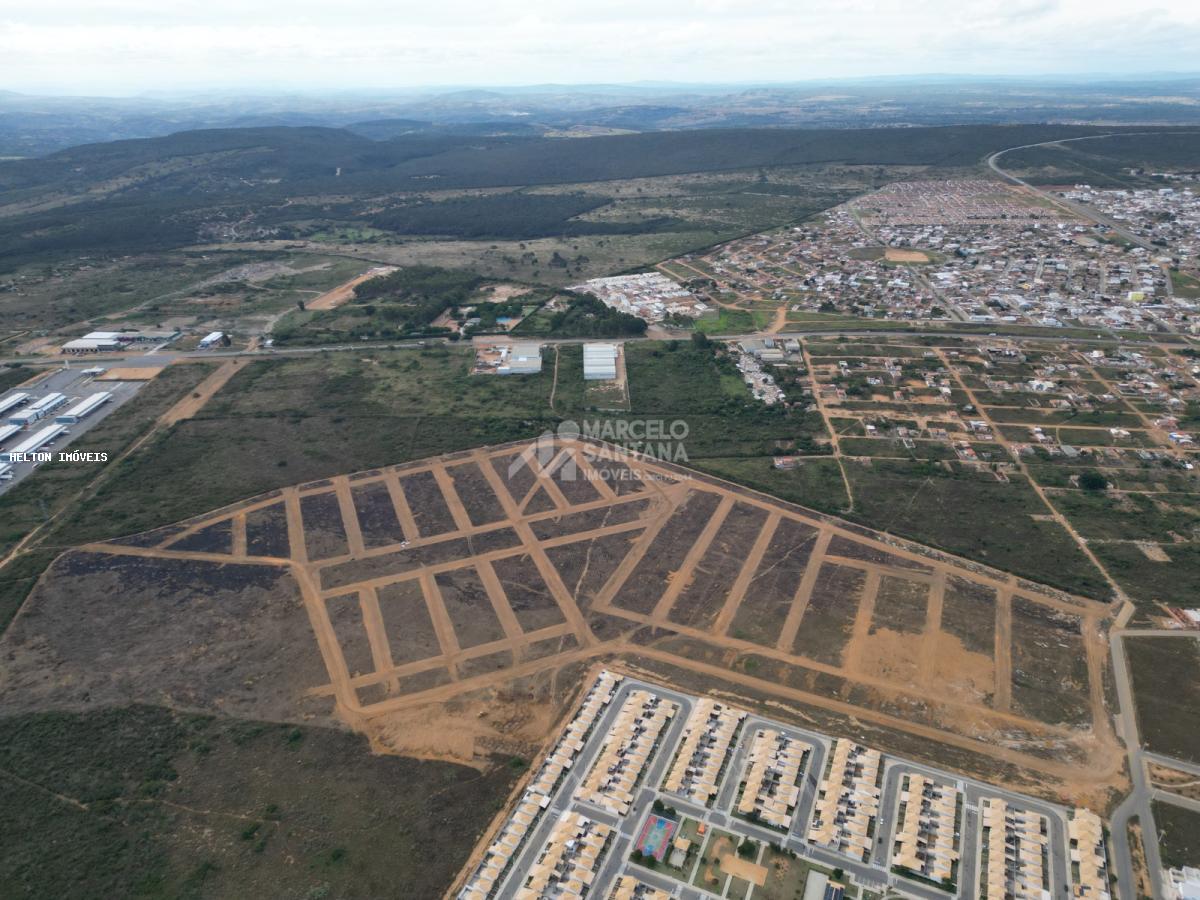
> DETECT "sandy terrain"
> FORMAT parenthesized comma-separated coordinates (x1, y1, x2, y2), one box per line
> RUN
(884, 248, 931, 262)
(306, 266, 397, 311)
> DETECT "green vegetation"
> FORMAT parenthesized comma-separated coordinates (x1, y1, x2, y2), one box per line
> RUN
(516, 292, 647, 338)
(2, 123, 1189, 273)
(695, 457, 846, 513)
(693, 307, 757, 335)
(999, 133, 1200, 188)
(1154, 801, 1200, 870)
(32, 342, 831, 548)
(0, 705, 519, 899)
(1094, 542, 1200, 615)
(368, 191, 686, 239)
(274, 265, 483, 344)
(0, 364, 31, 392)
(1126, 636, 1200, 763)
(1052, 490, 1198, 543)
(842, 459, 1110, 598)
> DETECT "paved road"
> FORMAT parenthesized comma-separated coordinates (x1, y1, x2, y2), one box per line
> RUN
(986, 130, 1200, 254)
(487, 675, 1085, 900)
(492, 679, 695, 899)
(2, 322, 1193, 370)
(1109, 630, 1167, 900)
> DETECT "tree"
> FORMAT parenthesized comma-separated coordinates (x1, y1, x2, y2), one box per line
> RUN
(1078, 470, 1107, 491)
(691, 330, 712, 349)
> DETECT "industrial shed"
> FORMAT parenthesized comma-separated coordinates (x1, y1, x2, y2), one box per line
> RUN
(498, 342, 543, 375)
(583, 343, 618, 380)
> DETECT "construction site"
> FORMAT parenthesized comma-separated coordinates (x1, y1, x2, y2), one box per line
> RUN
(0, 434, 1124, 815)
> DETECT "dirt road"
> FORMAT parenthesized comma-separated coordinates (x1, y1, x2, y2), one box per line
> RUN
(306, 267, 396, 311)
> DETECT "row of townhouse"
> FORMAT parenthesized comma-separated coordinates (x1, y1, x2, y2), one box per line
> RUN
(460, 671, 623, 899)
(736, 728, 812, 830)
(574, 690, 677, 816)
(807, 740, 882, 862)
(660, 699, 745, 805)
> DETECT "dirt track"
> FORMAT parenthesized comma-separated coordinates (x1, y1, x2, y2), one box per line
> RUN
(306, 267, 396, 311)
(59, 436, 1122, 794)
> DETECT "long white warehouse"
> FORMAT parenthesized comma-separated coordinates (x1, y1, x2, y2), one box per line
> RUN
(56, 392, 113, 424)
(9, 392, 68, 425)
(2, 424, 67, 462)
(0, 424, 22, 447)
(0, 393, 30, 417)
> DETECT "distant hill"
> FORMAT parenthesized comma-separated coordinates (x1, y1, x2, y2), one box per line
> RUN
(2, 77, 1199, 157)
(0, 122, 1197, 269)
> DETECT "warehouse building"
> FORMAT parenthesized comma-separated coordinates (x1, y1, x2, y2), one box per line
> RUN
(0, 424, 22, 447)
(198, 331, 227, 349)
(3, 424, 67, 462)
(61, 329, 179, 353)
(0, 393, 31, 418)
(583, 343, 619, 380)
(56, 392, 113, 424)
(63, 338, 124, 353)
(9, 393, 68, 425)
(497, 342, 543, 375)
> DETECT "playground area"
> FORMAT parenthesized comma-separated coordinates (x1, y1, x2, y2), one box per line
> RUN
(634, 814, 677, 862)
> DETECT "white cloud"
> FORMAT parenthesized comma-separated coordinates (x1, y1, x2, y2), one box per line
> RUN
(1, 0, 1197, 94)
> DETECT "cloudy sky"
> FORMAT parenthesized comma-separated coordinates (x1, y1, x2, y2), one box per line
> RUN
(2, 0, 1198, 95)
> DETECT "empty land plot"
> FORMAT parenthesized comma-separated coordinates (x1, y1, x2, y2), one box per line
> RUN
(939, 575, 998, 656)
(931, 575, 998, 705)
(854, 575, 929, 683)
(487, 450, 537, 504)
(434, 568, 507, 649)
(727, 518, 819, 646)
(167, 519, 233, 554)
(300, 490, 350, 560)
(1154, 801, 1200, 870)
(1093, 541, 1200, 619)
(545, 529, 645, 614)
(350, 481, 408, 548)
(445, 462, 507, 526)
(791, 563, 867, 665)
(528, 497, 654, 542)
(610, 489, 723, 615)
(490, 554, 566, 632)
(399, 470, 458, 537)
(827, 534, 933, 573)
(325, 593, 376, 678)
(869, 576, 929, 635)
(668, 502, 769, 630)
(1126, 636, 1200, 764)
(590, 455, 645, 495)
(1010, 596, 1091, 726)
(245, 501, 291, 557)
(27, 436, 1121, 795)
(545, 452, 603, 505)
(522, 487, 558, 513)
(377, 580, 442, 666)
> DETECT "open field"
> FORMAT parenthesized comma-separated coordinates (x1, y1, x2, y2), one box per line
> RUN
(1126, 635, 1200, 764)
(0, 436, 1122, 810)
(0, 704, 521, 900)
(1154, 801, 1200, 870)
